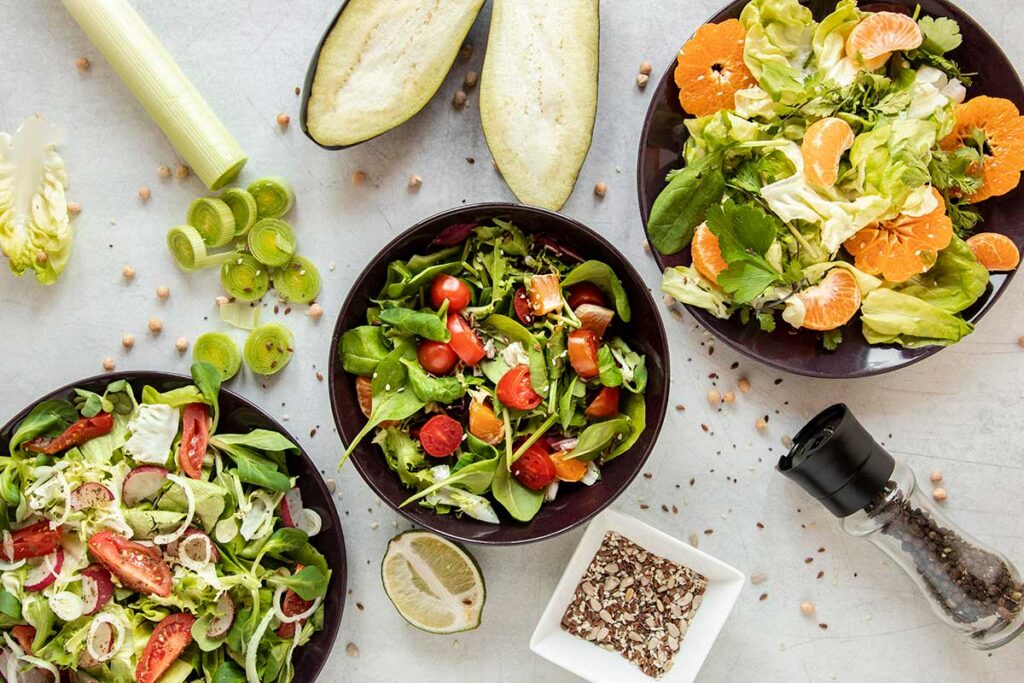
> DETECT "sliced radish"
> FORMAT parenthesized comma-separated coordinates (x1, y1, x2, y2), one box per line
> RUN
(280, 487, 303, 528)
(295, 509, 322, 538)
(121, 466, 168, 507)
(82, 619, 116, 665)
(206, 592, 235, 638)
(70, 483, 114, 511)
(47, 591, 84, 622)
(24, 548, 63, 592)
(168, 528, 219, 568)
(81, 564, 114, 615)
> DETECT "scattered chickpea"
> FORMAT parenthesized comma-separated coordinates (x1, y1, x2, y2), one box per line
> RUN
(351, 170, 366, 186)
(156, 286, 170, 301)
(642, 240, 651, 253)
(345, 642, 360, 658)
(738, 378, 751, 394)
(639, 60, 653, 75)
(138, 186, 151, 201)
(723, 391, 735, 404)
(75, 57, 91, 72)
(174, 164, 189, 180)
(707, 389, 721, 405)
(1019, 335, 1024, 348)
(276, 113, 291, 128)
(800, 601, 816, 616)
(464, 71, 478, 89)
(452, 90, 468, 109)
(408, 175, 423, 190)
(662, 294, 676, 307)
(781, 435, 794, 449)
(933, 487, 947, 502)
(122, 333, 135, 349)
(594, 181, 608, 197)
(215, 295, 230, 306)
(930, 470, 943, 484)
(102, 358, 115, 372)
(636, 73, 650, 89)
(307, 303, 324, 319)
(175, 337, 189, 353)
(755, 418, 767, 431)
(157, 165, 172, 179)
(67, 202, 82, 216)
(148, 317, 163, 334)
(122, 265, 135, 282)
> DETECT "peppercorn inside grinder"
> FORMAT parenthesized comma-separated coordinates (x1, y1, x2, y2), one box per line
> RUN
(778, 404, 1024, 649)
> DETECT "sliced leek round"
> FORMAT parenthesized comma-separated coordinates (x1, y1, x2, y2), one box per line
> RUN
(271, 256, 322, 304)
(220, 188, 258, 237)
(247, 218, 296, 267)
(244, 323, 294, 376)
(186, 197, 236, 247)
(192, 332, 242, 381)
(167, 225, 234, 272)
(221, 253, 270, 302)
(247, 177, 294, 219)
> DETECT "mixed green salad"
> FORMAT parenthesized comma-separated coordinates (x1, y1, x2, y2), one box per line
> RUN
(339, 221, 648, 524)
(653, 0, 1023, 349)
(0, 364, 330, 683)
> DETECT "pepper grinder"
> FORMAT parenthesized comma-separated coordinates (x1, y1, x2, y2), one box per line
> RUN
(778, 404, 1024, 649)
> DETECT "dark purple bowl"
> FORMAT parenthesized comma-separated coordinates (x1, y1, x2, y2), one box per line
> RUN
(637, 0, 1024, 378)
(329, 204, 670, 545)
(0, 371, 346, 682)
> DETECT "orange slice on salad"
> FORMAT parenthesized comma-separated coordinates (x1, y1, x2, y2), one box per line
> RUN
(965, 232, 1021, 271)
(802, 117, 855, 188)
(528, 273, 563, 315)
(797, 269, 863, 331)
(468, 399, 504, 445)
(550, 452, 587, 483)
(845, 11, 923, 71)
(940, 96, 1024, 203)
(844, 188, 954, 283)
(691, 223, 728, 284)
(674, 19, 755, 117)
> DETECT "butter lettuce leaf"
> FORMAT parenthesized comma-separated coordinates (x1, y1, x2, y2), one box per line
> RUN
(661, 266, 730, 319)
(894, 236, 989, 314)
(860, 288, 973, 347)
(740, 0, 815, 103)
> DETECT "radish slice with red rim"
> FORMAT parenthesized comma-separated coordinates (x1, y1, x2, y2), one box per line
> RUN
(85, 615, 121, 665)
(280, 487, 303, 528)
(81, 564, 114, 615)
(70, 483, 114, 511)
(24, 548, 63, 592)
(206, 592, 235, 638)
(121, 466, 169, 507)
(296, 509, 322, 538)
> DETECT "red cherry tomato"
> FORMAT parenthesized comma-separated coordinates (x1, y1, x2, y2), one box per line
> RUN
(585, 387, 621, 418)
(277, 564, 315, 638)
(419, 415, 464, 457)
(446, 314, 487, 366)
(88, 531, 172, 597)
(135, 612, 195, 683)
(0, 521, 61, 561)
(567, 283, 606, 309)
(11, 625, 35, 655)
(512, 287, 535, 324)
(176, 403, 209, 479)
(496, 365, 543, 411)
(511, 443, 557, 490)
(417, 340, 458, 375)
(430, 274, 472, 312)
(567, 329, 601, 379)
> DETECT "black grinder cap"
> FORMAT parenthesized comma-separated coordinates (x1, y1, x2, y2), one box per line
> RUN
(777, 404, 895, 518)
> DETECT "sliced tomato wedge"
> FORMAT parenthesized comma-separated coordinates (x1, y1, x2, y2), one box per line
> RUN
(585, 387, 621, 418)
(512, 287, 535, 324)
(87, 531, 172, 597)
(277, 570, 314, 639)
(528, 273, 563, 315)
(446, 313, 486, 366)
(496, 365, 543, 411)
(176, 403, 209, 479)
(11, 625, 35, 655)
(419, 415, 464, 457)
(567, 282, 606, 309)
(136, 612, 195, 683)
(567, 329, 601, 380)
(0, 521, 61, 561)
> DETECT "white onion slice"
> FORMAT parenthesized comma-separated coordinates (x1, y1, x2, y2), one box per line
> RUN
(272, 585, 322, 624)
(245, 608, 277, 683)
(86, 613, 124, 663)
(177, 533, 212, 572)
(153, 474, 195, 545)
(48, 591, 85, 621)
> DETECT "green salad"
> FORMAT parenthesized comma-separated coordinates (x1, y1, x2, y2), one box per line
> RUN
(339, 221, 648, 524)
(0, 364, 330, 683)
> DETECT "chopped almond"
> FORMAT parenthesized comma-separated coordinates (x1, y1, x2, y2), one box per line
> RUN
(528, 273, 563, 315)
(575, 303, 615, 337)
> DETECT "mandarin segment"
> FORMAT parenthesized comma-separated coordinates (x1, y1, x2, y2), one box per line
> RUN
(941, 96, 1024, 202)
(803, 117, 855, 188)
(691, 222, 729, 283)
(674, 19, 755, 117)
(846, 11, 923, 71)
(797, 268, 863, 331)
(966, 232, 1021, 271)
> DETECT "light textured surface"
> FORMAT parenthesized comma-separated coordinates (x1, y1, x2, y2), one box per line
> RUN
(1, 1, 1023, 681)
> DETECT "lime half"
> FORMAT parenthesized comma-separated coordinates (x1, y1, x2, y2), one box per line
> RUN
(381, 530, 485, 634)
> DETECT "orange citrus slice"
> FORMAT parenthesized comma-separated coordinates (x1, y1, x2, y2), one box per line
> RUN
(469, 399, 504, 445)
(550, 452, 587, 483)
(802, 117, 855, 188)
(691, 222, 728, 284)
(846, 11, 923, 71)
(844, 188, 954, 282)
(940, 96, 1024, 203)
(674, 20, 756, 117)
(965, 232, 1021, 271)
(797, 268, 863, 331)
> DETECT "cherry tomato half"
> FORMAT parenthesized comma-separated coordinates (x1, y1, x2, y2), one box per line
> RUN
(88, 531, 172, 597)
(419, 415, 464, 457)
(512, 287, 535, 324)
(0, 521, 61, 561)
(278, 564, 314, 638)
(430, 274, 472, 312)
(446, 314, 487, 366)
(567, 283, 606, 309)
(418, 340, 458, 375)
(135, 612, 195, 683)
(585, 387, 621, 418)
(177, 403, 209, 479)
(511, 444, 557, 490)
(567, 329, 601, 380)
(497, 365, 543, 411)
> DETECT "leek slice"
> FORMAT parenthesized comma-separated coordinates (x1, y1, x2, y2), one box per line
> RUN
(220, 188, 258, 237)
(187, 197, 236, 248)
(167, 225, 234, 272)
(271, 256, 322, 305)
(247, 178, 294, 219)
(247, 219, 296, 267)
(219, 300, 260, 330)
(480, 0, 599, 210)
(221, 253, 269, 302)
(193, 332, 242, 381)
(61, 0, 247, 189)
(244, 324, 294, 376)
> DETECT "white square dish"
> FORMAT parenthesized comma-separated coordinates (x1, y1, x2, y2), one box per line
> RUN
(530, 508, 744, 683)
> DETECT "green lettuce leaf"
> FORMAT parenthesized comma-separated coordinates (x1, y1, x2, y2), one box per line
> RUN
(894, 236, 989, 314)
(860, 288, 974, 347)
(811, 0, 860, 83)
(661, 266, 730, 319)
(740, 0, 815, 103)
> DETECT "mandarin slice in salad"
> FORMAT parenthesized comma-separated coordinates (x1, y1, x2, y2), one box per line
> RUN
(941, 96, 1024, 203)
(796, 268, 863, 331)
(468, 399, 504, 445)
(691, 222, 728, 284)
(845, 11, 923, 71)
(550, 452, 587, 483)
(965, 232, 1021, 271)
(802, 117, 855, 188)
(844, 188, 953, 282)
(674, 19, 755, 117)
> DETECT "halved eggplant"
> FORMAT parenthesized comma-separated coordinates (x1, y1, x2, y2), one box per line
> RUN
(303, 0, 484, 149)
(480, 0, 599, 210)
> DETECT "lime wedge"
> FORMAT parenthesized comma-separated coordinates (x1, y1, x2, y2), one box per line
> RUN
(381, 530, 485, 634)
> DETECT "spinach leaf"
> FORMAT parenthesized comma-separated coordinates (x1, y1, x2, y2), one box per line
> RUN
(9, 400, 77, 453)
(215, 443, 292, 492)
(289, 542, 329, 574)
(256, 527, 308, 563)
(569, 418, 632, 462)
(559, 377, 585, 431)
(529, 343, 549, 396)
(74, 389, 110, 418)
(597, 346, 623, 388)
(647, 152, 726, 256)
(546, 326, 568, 380)
(401, 359, 466, 405)
(561, 261, 632, 322)
(0, 465, 20, 508)
(0, 589, 20, 620)
(379, 307, 450, 342)
(476, 220, 530, 256)
(384, 261, 462, 299)
(267, 565, 329, 601)
(339, 326, 391, 375)
(212, 661, 247, 683)
(482, 314, 534, 347)
(491, 451, 543, 522)
(401, 455, 498, 507)
(606, 394, 646, 462)
(191, 361, 222, 431)
(406, 245, 461, 274)
(210, 430, 297, 453)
